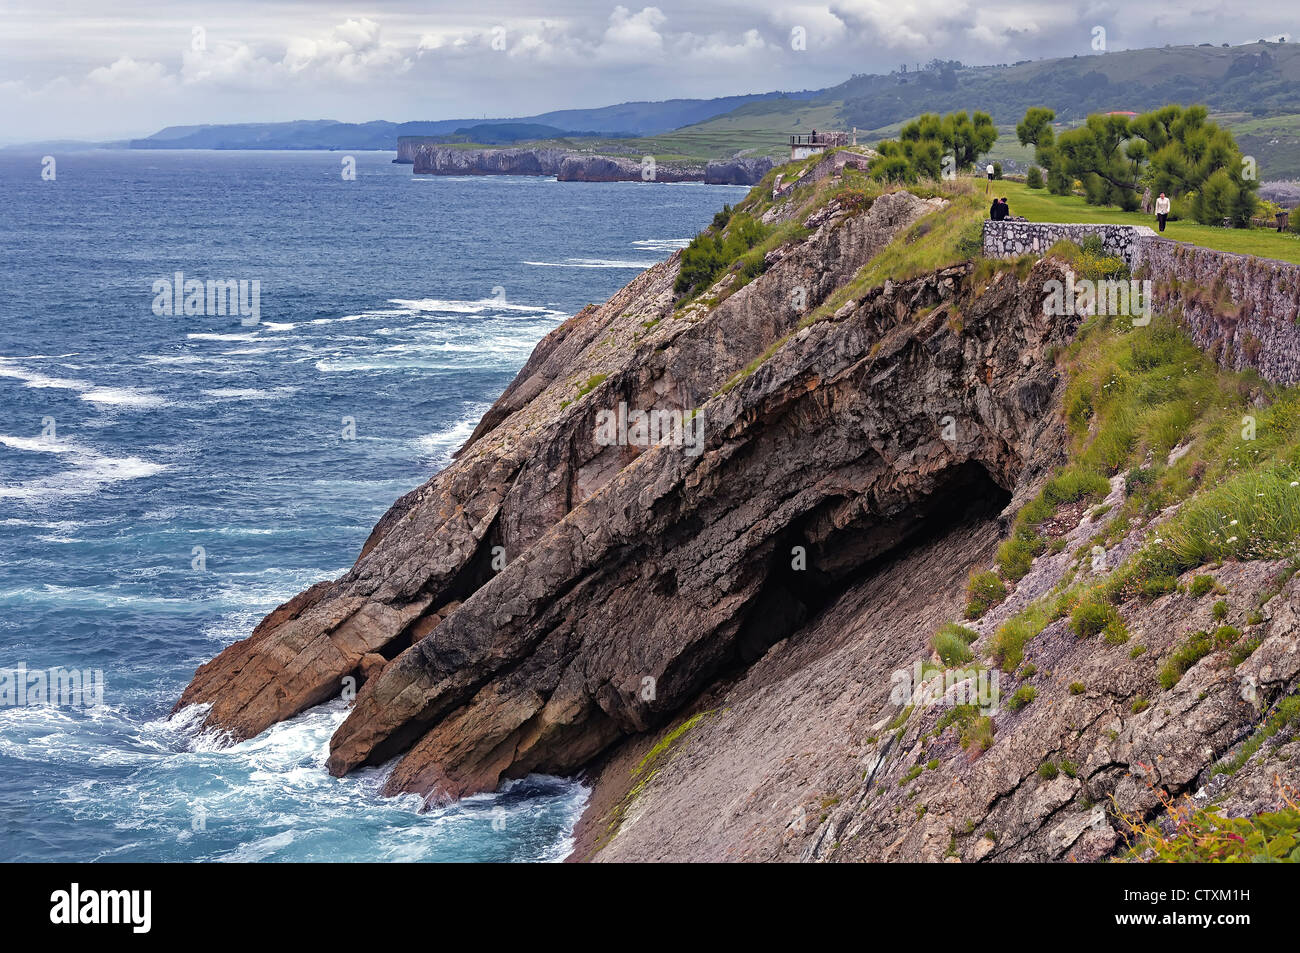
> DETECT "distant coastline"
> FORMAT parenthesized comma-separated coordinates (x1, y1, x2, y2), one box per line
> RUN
(405, 141, 775, 185)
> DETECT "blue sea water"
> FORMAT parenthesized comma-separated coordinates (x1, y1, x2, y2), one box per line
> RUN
(0, 149, 743, 862)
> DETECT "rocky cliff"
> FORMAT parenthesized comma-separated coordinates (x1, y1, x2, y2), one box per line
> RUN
(409, 144, 774, 185)
(178, 159, 1300, 862)
(412, 145, 569, 177)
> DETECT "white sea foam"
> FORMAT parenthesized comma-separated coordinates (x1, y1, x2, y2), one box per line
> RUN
(0, 433, 167, 501)
(412, 409, 487, 463)
(139, 354, 205, 366)
(80, 387, 166, 408)
(389, 297, 563, 316)
(0, 434, 80, 454)
(186, 333, 260, 342)
(631, 238, 692, 252)
(0, 357, 165, 409)
(522, 258, 657, 269)
(200, 387, 300, 401)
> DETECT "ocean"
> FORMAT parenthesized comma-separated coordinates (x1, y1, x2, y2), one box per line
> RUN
(0, 149, 743, 861)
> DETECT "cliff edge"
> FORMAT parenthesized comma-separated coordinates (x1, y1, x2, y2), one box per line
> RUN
(177, 152, 1300, 862)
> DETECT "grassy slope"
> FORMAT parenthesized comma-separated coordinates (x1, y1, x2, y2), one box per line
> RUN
(637, 101, 845, 161)
(417, 42, 1300, 176)
(994, 179, 1300, 263)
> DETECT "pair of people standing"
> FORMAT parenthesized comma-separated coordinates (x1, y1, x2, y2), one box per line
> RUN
(989, 197, 1011, 221)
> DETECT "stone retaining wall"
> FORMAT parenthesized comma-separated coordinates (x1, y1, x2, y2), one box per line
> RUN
(982, 220, 1156, 268)
(983, 220, 1300, 385)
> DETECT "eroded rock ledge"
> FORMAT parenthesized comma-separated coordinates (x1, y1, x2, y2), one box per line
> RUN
(177, 179, 1300, 862)
(175, 188, 946, 746)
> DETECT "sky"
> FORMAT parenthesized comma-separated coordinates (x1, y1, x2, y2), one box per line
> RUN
(0, 1, 1294, 143)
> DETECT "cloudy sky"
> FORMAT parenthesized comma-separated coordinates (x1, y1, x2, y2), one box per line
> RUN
(0, 1, 1292, 143)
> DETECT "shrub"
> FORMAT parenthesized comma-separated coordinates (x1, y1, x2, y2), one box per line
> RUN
(1038, 761, 1059, 780)
(1189, 575, 1216, 597)
(932, 627, 975, 666)
(964, 571, 1007, 619)
(1070, 598, 1125, 640)
(674, 213, 770, 300)
(1212, 600, 1229, 621)
(1213, 625, 1242, 648)
(1158, 631, 1216, 690)
(1026, 166, 1044, 189)
(1119, 783, 1300, 861)
(992, 604, 1051, 671)
(1007, 685, 1038, 711)
(997, 529, 1044, 581)
(1069, 681, 1086, 695)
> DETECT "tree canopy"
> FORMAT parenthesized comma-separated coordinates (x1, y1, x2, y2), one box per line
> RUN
(870, 111, 997, 183)
(1021, 104, 1258, 225)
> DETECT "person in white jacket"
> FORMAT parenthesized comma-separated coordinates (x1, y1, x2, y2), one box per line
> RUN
(1154, 192, 1171, 232)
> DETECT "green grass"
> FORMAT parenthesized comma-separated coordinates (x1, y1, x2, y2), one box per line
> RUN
(991, 603, 1052, 672)
(937, 705, 995, 752)
(1006, 685, 1038, 711)
(1158, 631, 1217, 690)
(964, 571, 1006, 619)
(576, 373, 609, 398)
(1069, 597, 1126, 642)
(931, 626, 976, 666)
(1213, 694, 1300, 776)
(996, 180, 1300, 265)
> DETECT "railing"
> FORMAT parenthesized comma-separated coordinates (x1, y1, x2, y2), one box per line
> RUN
(790, 132, 851, 148)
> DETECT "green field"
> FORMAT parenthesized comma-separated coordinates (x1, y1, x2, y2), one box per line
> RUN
(992, 179, 1300, 264)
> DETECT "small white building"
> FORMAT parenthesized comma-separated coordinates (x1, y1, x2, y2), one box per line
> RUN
(790, 130, 854, 160)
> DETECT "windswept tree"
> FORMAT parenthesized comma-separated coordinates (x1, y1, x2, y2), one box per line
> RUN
(1054, 112, 1146, 210)
(1015, 107, 1070, 194)
(1021, 103, 1258, 225)
(872, 110, 996, 183)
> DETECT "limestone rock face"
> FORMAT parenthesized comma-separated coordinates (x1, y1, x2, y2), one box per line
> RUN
(176, 180, 1300, 861)
(333, 258, 1078, 803)
(556, 155, 704, 183)
(704, 156, 777, 185)
(174, 189, 944, 748)
(411, 146, 569, 176)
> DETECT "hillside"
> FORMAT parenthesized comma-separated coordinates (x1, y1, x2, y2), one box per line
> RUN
(124, 90, 821, 151)
(460, 41, 1300, 178)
